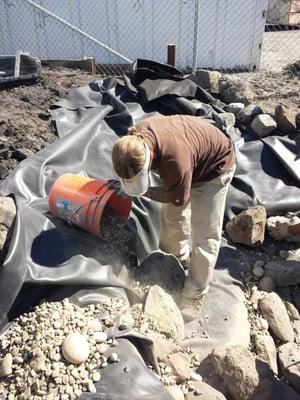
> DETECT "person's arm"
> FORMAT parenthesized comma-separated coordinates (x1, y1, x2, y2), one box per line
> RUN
(144, 187, 174, 204)
(144, 170, 192, 207)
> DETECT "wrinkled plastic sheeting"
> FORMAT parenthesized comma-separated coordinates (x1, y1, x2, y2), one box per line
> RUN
(0, 59, 299, 397)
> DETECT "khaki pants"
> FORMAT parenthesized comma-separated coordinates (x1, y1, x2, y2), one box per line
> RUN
(159, 166, 235, 295)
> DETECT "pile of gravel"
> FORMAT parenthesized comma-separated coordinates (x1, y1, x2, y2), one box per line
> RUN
(0, 298, 123, 399)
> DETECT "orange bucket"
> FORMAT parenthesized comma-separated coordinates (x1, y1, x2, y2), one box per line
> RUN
(49, 174, 132, 238)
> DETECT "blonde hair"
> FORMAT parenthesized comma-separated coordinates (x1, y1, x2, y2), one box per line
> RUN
(112, 128, 146, 179)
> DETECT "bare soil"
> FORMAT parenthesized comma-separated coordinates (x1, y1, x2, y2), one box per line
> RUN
(0, 65, 299, 182)
(223, 64, 300, 115)
(0, 67, 99, 181)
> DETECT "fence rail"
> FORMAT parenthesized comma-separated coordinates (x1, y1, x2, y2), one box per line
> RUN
(0, 0, 299, 76)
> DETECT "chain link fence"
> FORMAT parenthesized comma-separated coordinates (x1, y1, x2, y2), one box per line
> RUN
(0, 0, 299, 76)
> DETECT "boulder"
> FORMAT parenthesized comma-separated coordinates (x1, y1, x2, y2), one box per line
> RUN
(275, 105, 297, 134)
(259, 292, 294, 342)
(62, 332, 90, 364)
(208, 345, 272, 400)
(224, 102, 245, 115)
(278, 342, 300, 393)
(185, 381, 226, 400)
(144, 285, 184, 341)
(225, 206, 267, 247)
(255, 334, 278, 374)
(251, 114, 277, 138)
(189, 69, 222, 94)
(219, 78, 254, 104)
(213, 112, 235, 133)
(208, 345, 300, 400)
(237, 104, 263, 124)
(264, 260, 300, 287)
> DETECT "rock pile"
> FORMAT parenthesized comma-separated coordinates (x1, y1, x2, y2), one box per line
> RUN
(0, 286, 204, 400)
(0, 298, 122, 398)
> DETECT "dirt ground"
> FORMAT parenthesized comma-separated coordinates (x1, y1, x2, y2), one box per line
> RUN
(0, 65, 299, 182)
(0, 67, 99, 182)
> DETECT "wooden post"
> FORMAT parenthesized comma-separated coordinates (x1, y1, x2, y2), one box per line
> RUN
(167, 44, 176, 67)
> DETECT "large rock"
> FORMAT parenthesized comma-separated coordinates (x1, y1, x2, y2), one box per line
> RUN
(219, 78, 254, 104)
(259, 292, 294, 342)
(213, 112, 235, 133)
(275, 105, 297, 134)
(251, 114, 277, 138)
(264, 260, 300, 287)
(144, 285, 184, 341)
(208, 345, 300, 400)
(185, 381, 226, 400)
(255, 334, 278, 374)
(208, 345, 272, 400)
(278, 342, 300, 393)
(189, 69, 222, 94)
(0, 196, 16, 252)
(224, 102, 245, 115)
(225, 206, 267, 247)
(136, 251, 185, 291)
(237, 104, 263, 124)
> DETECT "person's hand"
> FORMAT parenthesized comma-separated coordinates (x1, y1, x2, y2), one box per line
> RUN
(267, 216, 290, 241)
(107, 179, 127, 198)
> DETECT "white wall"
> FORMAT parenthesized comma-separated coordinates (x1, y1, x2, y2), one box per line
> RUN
(0, 0, 268, 71)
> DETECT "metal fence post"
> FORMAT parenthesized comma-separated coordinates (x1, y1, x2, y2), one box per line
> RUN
(192, 0, 200, 72)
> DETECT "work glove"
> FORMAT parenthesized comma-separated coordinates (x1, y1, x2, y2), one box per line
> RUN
(107, 179, 127, 198)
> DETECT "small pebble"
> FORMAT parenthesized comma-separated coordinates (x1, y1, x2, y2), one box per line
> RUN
(94, 332, 107, 344)
(92, 372, 101, 382)
(252, 266, 264, 278)
(109, 353, 119, 363)
(190, 372, 202, 382)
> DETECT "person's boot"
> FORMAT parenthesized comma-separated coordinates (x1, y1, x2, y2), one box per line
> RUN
(179, 285, 209, 322)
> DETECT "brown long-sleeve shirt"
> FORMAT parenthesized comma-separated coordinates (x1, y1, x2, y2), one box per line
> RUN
(135, 115, 236, 207)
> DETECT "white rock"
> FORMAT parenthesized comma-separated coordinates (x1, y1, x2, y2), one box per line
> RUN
(0, 353, 13, 377)
(257, 317, 269, 331)
(109, 353, 119, 363)
(190, 372, 203, 382)
(259, 292, 294, 342)
(144, 285, 184, 341)
(94, 332, 107, 344)
(98, 343, 108, 354)
(255, 334, 278, 374)
(167, 385, 185, 400)
(62, 333, 90, 364)
(251, 114, 277, 137)
(252, 266, 264, 278)
(87, 319, 102, 332)
(224, 102, 245, 115)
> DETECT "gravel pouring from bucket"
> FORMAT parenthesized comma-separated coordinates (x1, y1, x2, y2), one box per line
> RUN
(49, 174, 132, 238)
